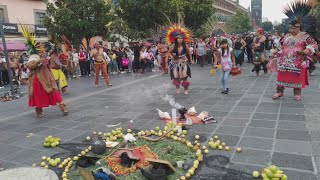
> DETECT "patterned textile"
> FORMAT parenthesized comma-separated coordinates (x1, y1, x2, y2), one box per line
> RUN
(105, 146, 158, 175)
(29, 65, 58, 96)
(276, 32, 317, 88)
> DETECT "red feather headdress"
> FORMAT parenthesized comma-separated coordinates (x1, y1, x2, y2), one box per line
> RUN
(164, 13, 192, 45)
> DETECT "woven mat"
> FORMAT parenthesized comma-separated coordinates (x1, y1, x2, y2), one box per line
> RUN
(105, 145, 158, 175)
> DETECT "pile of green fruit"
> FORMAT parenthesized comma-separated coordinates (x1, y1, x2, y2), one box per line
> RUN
(43, 136, 61, 148)
(252, 165, 287, 180)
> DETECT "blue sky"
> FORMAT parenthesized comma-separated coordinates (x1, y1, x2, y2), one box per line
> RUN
(240, 0, 289, 22)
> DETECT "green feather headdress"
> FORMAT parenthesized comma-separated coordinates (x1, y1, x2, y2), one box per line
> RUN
(21, 25, 45, 55)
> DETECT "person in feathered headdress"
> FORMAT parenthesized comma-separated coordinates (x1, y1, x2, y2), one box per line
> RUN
(252, 28, 267, 76)
(46, 42, 69, 95)
(166, 23, 193, 95)
(272, 0, 318, 101)
(21, 26, 69, 118)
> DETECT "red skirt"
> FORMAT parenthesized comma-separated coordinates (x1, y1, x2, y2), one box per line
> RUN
(276, 67, 309, 89)
(29, 75, 62, 108)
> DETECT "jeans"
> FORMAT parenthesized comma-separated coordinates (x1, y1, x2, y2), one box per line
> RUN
(265, 50, 271, 61)
(128, 58, 133, 71)
(220, 62, 232, 90)
(111, 60, 118, 73)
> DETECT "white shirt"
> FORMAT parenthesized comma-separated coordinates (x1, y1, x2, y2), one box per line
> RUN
(219, 47, 233, 63)
(72, 53, 79, 63)
(189, 47, 194, 54)
(140, 51, 148, 59)
(0, 57, 6, 63)
(103, 52, 111, 62)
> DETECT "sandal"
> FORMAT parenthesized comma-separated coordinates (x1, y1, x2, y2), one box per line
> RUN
(176, 89, 180, 94)
(59, 103, 69, 115)
(36, 108, 44, 118)
(272, 93, 283, 100)
(184, 90, 189, 95)
(294, 95, 301, 101)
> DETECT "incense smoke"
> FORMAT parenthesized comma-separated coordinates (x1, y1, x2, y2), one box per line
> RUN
(162, 94, 183, 109)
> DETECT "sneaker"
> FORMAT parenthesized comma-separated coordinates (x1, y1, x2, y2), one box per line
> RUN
(310, 72, 315, 76)
(0, 86, 4, 89)
(73, 75, 76, 78)
(221, 88, 229, 94)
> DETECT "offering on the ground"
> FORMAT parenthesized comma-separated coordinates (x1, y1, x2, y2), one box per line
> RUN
(252, 170, 260, 178)
(43, 136, 60, 148)
(187, 107, 197, 116)
(156, 108, 171, 119)
(261, 165, 287, 180)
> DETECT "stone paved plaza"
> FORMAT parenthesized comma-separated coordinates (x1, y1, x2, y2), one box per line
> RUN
(0, 63, 319, 180)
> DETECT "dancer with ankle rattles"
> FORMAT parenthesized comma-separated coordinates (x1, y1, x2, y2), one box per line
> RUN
(272, 0, 318, 101)
(21, 26, 69, 118)
(166, 24, 193, 95)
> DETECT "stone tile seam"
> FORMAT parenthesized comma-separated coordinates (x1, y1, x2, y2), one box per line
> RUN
(230, 74, 273, 165)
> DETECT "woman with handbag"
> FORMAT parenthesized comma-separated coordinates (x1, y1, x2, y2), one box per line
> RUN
(213, 39, 237, 94)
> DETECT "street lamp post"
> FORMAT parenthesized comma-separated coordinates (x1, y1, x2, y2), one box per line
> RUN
(0, 20, 15, 96)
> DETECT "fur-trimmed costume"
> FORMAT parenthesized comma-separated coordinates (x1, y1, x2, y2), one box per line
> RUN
(21, 25, 68, 117)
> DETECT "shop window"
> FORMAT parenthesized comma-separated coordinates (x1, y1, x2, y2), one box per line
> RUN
(34, 10, 46, 25)
(0, 5, 8, 23)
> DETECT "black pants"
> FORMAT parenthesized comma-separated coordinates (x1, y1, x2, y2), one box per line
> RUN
(246, 48, 253, 63)
(140, 59, 147, 73)
(117, 59, 123, 71)
(199, 55, 205, 67)
(86, 61, 91, 75)
(235, 53, 244, 66)
(79, 61, 87, 76)
(254, 61, 267, 74)
(2, 69, 9, 85)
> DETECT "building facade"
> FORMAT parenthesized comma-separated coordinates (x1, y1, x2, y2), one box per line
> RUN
(251, 0, 262, 28)
(213, 0, 250, 18)
(0, 0, 54, 41)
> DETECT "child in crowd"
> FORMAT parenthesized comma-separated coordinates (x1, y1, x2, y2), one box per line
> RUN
(213, 39, 236, 94)
(111, 51, 119, 74)
(122, 54, 129, 71)
(20, 64, 29, 85)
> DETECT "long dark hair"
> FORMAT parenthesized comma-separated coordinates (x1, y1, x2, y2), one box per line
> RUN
(173, 38, 187, 55)
(220, 39, 229, 56)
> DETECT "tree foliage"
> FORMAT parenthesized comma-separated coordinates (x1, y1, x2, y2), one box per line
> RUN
(183, 0, 215, 30)
(274, 24, 286, 34)
(262, 21, 273, 32)
(226, 9, 252, 34)
(117, 0, 214, 38)
(44, 0, 113, 45)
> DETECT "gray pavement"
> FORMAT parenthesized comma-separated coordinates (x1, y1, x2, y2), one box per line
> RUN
(0, 63, 319, 180)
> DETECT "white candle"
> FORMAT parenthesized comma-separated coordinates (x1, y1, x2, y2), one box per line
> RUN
(172, 109, 177, 125)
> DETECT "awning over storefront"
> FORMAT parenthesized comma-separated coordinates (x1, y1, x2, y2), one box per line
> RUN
(0, 41, 27, 52)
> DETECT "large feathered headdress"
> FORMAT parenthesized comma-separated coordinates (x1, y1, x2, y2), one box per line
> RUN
(283, 0, 318, 38)
(164, 13, 192, 45)
(61, 35, 72, 53)
(21, 25, 45, 56)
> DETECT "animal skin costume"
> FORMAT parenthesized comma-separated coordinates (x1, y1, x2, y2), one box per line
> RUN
(21, 26, 69, 118)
